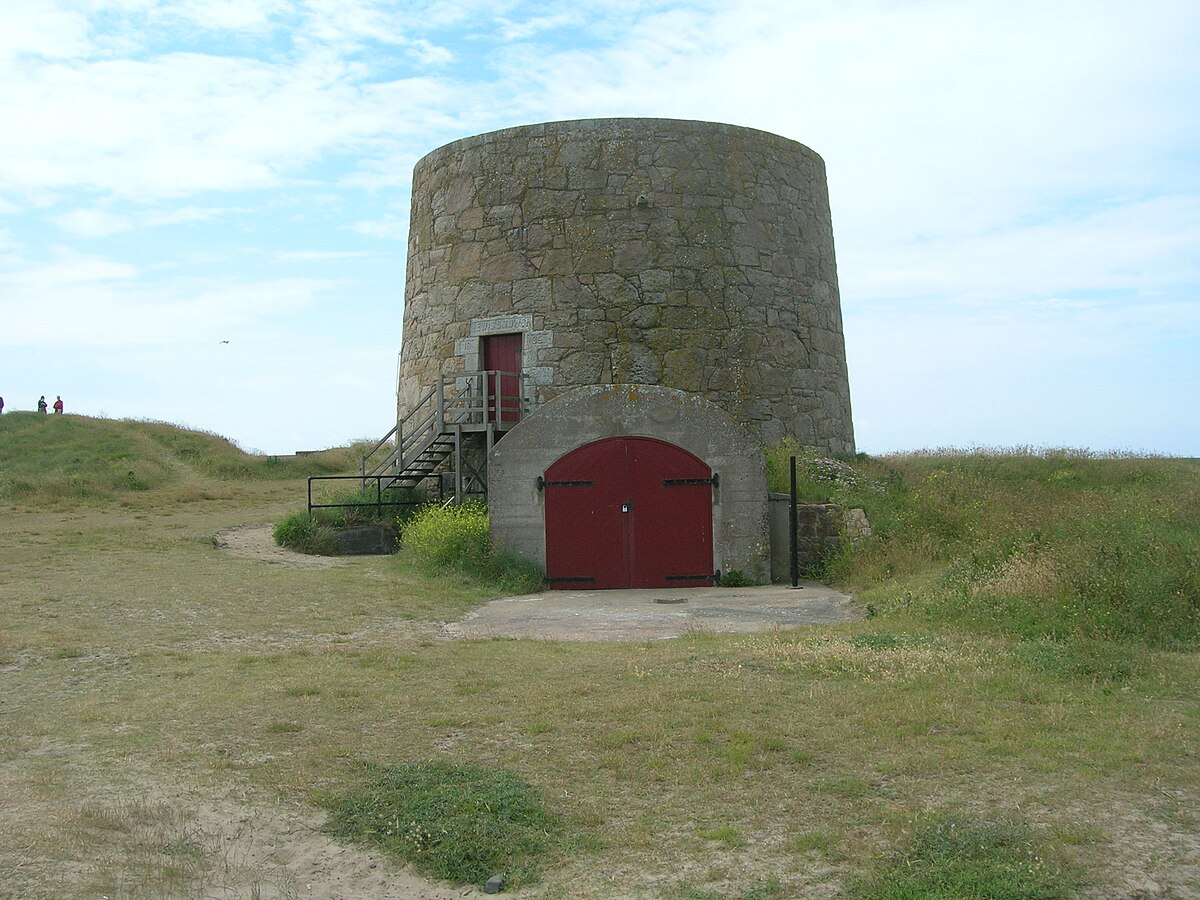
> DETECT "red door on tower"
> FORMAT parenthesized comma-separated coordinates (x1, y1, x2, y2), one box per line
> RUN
(542, 437, 715, 589)
(481, 333, 522, 424)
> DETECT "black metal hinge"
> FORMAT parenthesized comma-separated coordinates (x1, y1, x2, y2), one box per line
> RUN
(662, 474, 719, 487)
(537, 477, 593, 491)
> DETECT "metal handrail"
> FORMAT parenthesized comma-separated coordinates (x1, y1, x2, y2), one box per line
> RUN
(307, 474, 425, 519)
(360, 370, 530, 483)
(360, 382, 437, 479)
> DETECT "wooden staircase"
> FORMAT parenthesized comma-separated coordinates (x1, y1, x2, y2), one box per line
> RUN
(359, 370, 529, 502)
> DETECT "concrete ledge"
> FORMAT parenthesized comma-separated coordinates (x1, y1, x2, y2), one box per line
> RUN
(334, 525, 397, 556)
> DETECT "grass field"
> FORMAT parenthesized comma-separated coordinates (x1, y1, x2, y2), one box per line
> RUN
(1, 414, 1197, 898)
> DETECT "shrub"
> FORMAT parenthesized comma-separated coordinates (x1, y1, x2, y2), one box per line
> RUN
(273, 512, 339, 555)
(403, 501, 492, 573)
(402, 501, 544, 594)
(765, 440, 885, 502)
(324, 761, 565, 888)
(273, 483, 421, 555)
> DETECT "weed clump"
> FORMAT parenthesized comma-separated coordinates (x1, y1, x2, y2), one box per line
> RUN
(849, 815, 1075, 899)
(274, 485, 421, 554)
(324, 761, 564, 888)
(718, 569, 757, 587)
(273, 512, 339, 556)
(403, 500, 492, 572)
(403, 501, 544, 594)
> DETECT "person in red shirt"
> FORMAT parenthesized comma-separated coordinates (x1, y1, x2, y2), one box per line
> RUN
(53, 396, 64, 414)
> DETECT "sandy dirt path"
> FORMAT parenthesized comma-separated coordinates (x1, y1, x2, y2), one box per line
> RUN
(214, 525, 343, 569)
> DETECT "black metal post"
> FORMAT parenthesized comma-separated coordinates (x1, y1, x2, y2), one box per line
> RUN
(789, 455, 799, 587)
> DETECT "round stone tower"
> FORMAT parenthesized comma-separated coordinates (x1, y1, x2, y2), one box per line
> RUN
(399, 117, 854, 455)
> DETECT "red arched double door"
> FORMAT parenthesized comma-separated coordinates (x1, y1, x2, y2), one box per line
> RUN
(543, 436, 715, 589)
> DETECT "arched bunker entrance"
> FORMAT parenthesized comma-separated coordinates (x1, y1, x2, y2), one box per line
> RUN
(543, 436, 715, 589)
(488, 384, 771, 587)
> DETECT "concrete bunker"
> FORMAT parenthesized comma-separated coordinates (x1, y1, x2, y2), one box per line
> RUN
(489, 384, 768, 585)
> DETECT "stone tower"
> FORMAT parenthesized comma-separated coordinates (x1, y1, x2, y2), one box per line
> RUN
(399, 117, 854, 455)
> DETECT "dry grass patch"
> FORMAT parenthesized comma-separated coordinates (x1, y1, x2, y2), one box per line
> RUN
(2, 428, 1198, 897)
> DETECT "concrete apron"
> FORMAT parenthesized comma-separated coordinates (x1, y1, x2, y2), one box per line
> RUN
(445, 582, 861, 642)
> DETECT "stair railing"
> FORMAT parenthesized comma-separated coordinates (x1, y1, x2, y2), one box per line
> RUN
(360, 370, 530, 486)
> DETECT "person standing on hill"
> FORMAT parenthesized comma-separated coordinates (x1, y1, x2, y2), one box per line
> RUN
(0, 395, 4, 414)
(53, 396, 64, 414)
(37, 395, 47, 413)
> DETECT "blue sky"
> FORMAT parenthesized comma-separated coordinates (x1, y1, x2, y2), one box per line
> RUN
(1, 0, 1197, 456)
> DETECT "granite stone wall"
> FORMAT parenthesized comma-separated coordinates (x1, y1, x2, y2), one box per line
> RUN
(400, 118, 854, 455)
(767, 497, 844, 582)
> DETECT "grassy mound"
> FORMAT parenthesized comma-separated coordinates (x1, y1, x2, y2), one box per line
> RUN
(768, 445, 1200, 647)
(0, 413, 360, 501)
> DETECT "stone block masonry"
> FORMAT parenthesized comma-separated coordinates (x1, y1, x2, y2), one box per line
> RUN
(399, 118, 855, 456)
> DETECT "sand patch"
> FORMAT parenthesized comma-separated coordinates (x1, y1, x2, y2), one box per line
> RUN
(214, 525, 343, 570)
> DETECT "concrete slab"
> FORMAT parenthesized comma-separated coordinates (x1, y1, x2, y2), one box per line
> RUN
(444, 581, 860, 642)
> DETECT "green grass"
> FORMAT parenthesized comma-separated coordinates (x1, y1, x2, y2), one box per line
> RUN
(273, 511, 342, 555)
(1, 420, 1197, 898)
(0, 412, 360, 501)
(768, 446, 1200, 647)
(325, 761, 565, 888)
(401, 500, 545, 594)
(849, 815, 1076, 899)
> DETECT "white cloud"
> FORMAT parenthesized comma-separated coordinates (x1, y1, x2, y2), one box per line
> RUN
(840, 194, 1200, 305)
(0, 4, 93, 62)
(295, 0, 409, 46)
(0, 42, 460, 201)
(163, 0, 289, 32)
(495, 12, 577, 41)
(142, 205, 231, 226)
(351, 214, 409, 240)
(1, 249, 138, 291)
(409, 38, 454, 65)
(0, 249, 337, 347)
(276, 249, 374, 262)
(52, 207, 134, 238)
(52, 204, 233, 237)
